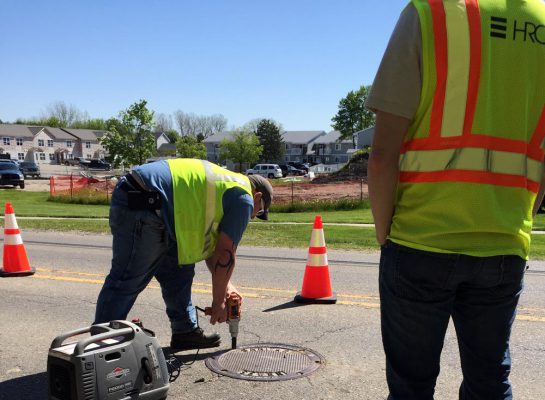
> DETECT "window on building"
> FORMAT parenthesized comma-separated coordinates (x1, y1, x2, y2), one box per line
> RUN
(335, 144, 341, 151)
(16, 138, 23, 146)
(49, 153, 55, 161)
(86, 155, 91, 159)
(67, 154, 73, 160)
(3, 137, 11, 145)
(39, 153, 46, 161)
(38, 139, 44, 147)
(48, 140, 54, 147)
(335, 157, 339, 163)
(85, 141, 91, 149)
(66, 140, 73, 148)
(18, 153, 24, 160)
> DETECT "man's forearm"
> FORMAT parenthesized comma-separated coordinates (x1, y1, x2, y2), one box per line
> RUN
(368, 156, 398, 244)
(206, 256, 235, 305)
(368, 111, 411, 245)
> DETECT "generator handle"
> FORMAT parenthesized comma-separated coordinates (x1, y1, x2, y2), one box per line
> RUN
(74, 327, 135, 356)
(50, 326, 94, 349)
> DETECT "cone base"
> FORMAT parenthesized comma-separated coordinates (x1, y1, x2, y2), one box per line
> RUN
(294, 292, 337, 304)
(0, 268, 35, 278)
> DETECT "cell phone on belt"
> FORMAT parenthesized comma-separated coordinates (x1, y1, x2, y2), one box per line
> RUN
(127, 191, 162, 210)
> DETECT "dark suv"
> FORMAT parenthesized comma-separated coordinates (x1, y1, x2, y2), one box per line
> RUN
(0, 163, 24, 188)
(287, 161, 309, 173)
(19, 162, 40, 178)
(87, 159, 111, 170)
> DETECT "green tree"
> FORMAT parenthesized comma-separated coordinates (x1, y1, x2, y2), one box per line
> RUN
(176, 135, 207, 159)
(256, 119, 285, 162)
(164, 129, 179, 144)
(16, 116, 62, 127)
(70, 118, 108, 130)
(219, 128, 263, 172)
(331, 85, 375, 147)
(99, 100, 155, 167)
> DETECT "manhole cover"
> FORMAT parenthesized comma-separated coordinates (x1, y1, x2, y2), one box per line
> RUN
(205, 343, 325, 381)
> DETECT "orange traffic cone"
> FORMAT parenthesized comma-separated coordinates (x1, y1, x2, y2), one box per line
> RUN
(1, 202, 34, 277)
(294, 215, 336, 304)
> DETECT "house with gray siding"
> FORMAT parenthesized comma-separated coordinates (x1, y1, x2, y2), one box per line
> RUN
(310, 130, 354, 164)
(154, 132, 176, 156)
(354, 126, 375, 148)
(203, 131, 235, 164)
(281, 131, 326, 163)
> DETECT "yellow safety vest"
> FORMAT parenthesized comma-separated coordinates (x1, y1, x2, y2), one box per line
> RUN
(390, 0, 545, 259)
(167, 159, 252, 264)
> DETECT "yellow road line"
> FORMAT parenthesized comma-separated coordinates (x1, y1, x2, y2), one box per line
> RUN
(33, 268, 379, 300)
(30, 272, 545, 322)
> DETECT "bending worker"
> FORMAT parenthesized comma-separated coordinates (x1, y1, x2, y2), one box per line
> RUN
(367, 1, 545, 399)
(94, 158, 273, 351)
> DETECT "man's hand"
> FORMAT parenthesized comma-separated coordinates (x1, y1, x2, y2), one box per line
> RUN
(209, 300, 227, 325)
(226, 281, 243, 303)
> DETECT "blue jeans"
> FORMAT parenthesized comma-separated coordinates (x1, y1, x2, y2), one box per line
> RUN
(379, 241, 526, 400)
(95, 188, 197, 334)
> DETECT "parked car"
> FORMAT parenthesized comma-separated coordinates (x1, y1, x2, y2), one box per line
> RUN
(0, 159, 20, 168)
(19, 161, 40, 178)
(287, 161, 310, 173)
(0, 163, 24, 188)
(86, 159, 111, 170)
(64, 157, 82, 166)
(246, 163, 283, 179)
(278, 164, 305, 177)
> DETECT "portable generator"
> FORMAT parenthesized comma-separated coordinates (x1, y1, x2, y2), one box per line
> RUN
(47, 320, 169, 400)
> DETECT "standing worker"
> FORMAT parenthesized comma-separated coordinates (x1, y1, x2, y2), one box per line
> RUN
(367, 1, 545, 399)
(94, 159, 273, 351)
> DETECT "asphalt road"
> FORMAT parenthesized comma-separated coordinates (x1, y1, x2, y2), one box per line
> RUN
(0, 231, 544, 400)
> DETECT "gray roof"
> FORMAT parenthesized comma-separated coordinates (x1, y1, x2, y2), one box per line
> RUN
(0, 124, 35, 138)
(203, 131, 236, 143)
(28, 126, 46, 136)
(313, 130, 352, 144)
(62, 128, 106, 141)
(281, 131, 326, 144)
(44, 127, 77, 140)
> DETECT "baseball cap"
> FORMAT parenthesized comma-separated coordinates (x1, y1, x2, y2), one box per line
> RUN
(247, 175, 273, 220)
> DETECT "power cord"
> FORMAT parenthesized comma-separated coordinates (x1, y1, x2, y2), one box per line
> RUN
(165, 306, 207, 383)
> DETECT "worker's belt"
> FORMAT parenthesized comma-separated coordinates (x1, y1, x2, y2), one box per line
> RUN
(120, 173, 162, 210)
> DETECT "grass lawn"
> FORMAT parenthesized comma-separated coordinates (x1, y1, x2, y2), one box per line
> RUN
(3, 189, 545, 258)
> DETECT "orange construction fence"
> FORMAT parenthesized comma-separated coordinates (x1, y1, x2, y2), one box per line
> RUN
(49, 174, 116, 201)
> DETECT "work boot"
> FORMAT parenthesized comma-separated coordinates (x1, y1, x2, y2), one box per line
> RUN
(170, 327, 221, 351)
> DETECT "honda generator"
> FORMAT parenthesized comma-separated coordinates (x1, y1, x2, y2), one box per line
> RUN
(47, 320, 169, 400)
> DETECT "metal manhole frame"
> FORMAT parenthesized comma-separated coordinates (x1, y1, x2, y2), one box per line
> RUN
(205, 343, 325, 382)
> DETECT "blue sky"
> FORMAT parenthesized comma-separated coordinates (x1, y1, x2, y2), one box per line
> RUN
(1, 0, 408, 131)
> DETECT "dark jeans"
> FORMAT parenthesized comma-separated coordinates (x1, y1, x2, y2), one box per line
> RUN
(379, 241, 526, 400)
(94, 186, 197, 334)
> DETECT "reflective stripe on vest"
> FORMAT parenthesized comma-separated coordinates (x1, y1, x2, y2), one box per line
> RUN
(202, 161, 251, 255)
(400, 147, 544, 192)
(405, 0, 545, 193)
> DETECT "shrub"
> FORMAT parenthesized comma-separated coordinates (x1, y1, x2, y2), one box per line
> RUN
(271, 198, 369, 213)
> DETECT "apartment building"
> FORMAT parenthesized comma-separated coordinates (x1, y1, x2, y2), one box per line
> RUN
(0, 124, 107, 164)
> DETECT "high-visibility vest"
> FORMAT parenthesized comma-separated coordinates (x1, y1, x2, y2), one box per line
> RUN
(390, 0, 545, 259)
(167, 159, 252, 264)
